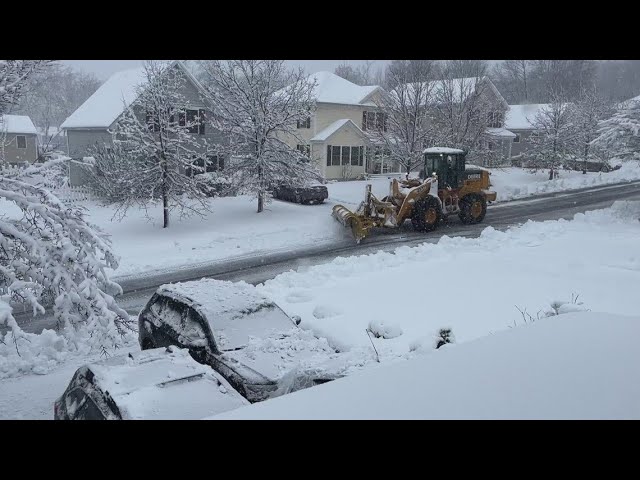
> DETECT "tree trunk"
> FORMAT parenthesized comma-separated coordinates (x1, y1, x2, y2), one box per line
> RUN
(161, 160, 169, 228)
(257, 189, 264, 213)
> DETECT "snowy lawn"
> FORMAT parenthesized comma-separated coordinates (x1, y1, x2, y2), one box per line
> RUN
(2, 200, 639, 419)
(212, 311, 640, 420)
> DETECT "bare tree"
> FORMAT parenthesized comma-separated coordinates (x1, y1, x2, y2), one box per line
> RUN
(334, 61, 383, 86)
(432, 62, 499, 156)
(492, 60, 530, 103)
(369, 60, 438, 175)
(15, 64, 101, 156)
(199, 60, 321, 213)
(527, 91, 573, 176)
(86, 61, 213, 228)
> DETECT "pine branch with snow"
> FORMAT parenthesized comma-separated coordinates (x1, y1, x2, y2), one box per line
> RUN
(199, 60, 321, 213)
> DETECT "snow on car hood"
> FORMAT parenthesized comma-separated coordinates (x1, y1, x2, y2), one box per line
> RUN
(88, 347, 248, 419)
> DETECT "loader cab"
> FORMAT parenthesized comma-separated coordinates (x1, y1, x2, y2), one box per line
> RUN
(422, 147, 466, 189)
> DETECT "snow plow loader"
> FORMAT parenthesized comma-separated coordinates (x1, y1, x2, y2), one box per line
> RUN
(332, 147, 497, 243)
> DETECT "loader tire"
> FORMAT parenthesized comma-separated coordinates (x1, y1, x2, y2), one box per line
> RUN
(412, 197, 441, 232)
(459, 193, 487, 224)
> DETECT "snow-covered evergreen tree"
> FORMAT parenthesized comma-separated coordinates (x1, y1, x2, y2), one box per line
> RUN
(591, 96, 640, 161)
(1, 60, 130, 351)
(566, 88, 612, 172)
(85, 61, 213, 228)
(199, 60, 321, 213)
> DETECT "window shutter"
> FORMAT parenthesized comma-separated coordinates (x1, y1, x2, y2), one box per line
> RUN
(362, 111, 367, 130)
(327, 145, 332, 166)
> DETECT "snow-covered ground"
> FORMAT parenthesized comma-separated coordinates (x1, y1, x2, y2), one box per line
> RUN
(1, 199, 639, 419)
(11, 162, 636, 280)
(212, 311, 640, 420)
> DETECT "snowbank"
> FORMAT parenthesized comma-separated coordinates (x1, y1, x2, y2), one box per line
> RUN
(0, 324, 137, 380)
(491, 162, 640, 201)
(211, 311, 640, 419)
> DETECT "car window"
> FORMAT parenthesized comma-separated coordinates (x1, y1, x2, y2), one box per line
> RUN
(65, 388, 105, 420)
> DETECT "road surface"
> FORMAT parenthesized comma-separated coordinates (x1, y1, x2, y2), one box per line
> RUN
(7, 180, 640, 335)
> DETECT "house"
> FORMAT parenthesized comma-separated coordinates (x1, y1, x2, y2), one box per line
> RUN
(37, 127, 67, 157)
(280, 71, 388, 180)
(61, 61, 220, 186)
(0, 114, 39, 164)
(504, 103, 551, 159)
(393, 76, 514, 167)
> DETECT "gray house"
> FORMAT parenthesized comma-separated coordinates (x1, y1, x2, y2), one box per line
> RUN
(61, 61, 221, 186)
(504, 103, 551, 159)
(0, 114, 38, 164)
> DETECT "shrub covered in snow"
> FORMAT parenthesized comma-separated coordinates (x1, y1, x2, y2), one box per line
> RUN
(367, 319, 403, 339)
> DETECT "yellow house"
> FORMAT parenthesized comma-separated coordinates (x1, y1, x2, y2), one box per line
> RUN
(282, 72, 396, 180)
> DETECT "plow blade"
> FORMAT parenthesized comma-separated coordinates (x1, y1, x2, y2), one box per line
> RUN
(332, 205, 368, 243)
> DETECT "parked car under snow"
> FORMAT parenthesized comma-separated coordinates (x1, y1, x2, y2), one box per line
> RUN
(138, 279, 341, 402)
(271, 184, 328, 205)
(54, 346, 248, 420)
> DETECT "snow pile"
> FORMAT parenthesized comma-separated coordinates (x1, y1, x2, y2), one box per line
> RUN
(211, 311, 640, 420)
(0, 323, 137, 380)
(492, 162, 640, 201)
(258, 201, 640, 354)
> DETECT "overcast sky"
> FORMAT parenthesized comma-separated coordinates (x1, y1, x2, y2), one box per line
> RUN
(61, 60, 391, 81)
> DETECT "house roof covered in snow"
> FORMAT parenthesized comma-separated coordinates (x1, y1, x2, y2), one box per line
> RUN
(0, 114, 37, 134)
(505, 103, 551, 130)
(395, 76, 508, 109)
(305, 71, 381, 106)
(310, 119, 366, 142)
(60, 61, 206, 130)
(619, 94, 640, 109)
(486, 127, 516, 138)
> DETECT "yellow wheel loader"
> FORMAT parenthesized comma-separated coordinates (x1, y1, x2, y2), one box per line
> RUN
(332, 147, 497, 243)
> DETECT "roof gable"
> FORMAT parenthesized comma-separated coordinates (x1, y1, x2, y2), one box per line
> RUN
(60, 61, 207, 130)
(310, 119, 367, 142)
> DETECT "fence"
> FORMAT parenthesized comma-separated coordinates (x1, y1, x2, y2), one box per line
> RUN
(45, 185, 95, 205)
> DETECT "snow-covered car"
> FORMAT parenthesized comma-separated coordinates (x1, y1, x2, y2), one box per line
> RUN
(54, 346, 248, 420)
(138, 279, 340, 402)
(271, 184, 328, 205)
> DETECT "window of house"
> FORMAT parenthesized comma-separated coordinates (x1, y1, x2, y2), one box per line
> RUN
(327, 145, 341, 166)
(350, 146, 364, 166)
(487, 112, 503, 128)
(513, 133, 520, 143)
(16, 135, 27, 149)
(297, 116, 311, 129)
(362, 111, 388, 132)
(488, 142, 495, 151)
(177, 109, 205, 134)
(327, 145, 364, 167)
(296, 144, 311, 157)
(341, 146, 351, 165)
(146, 110, 160, 133)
